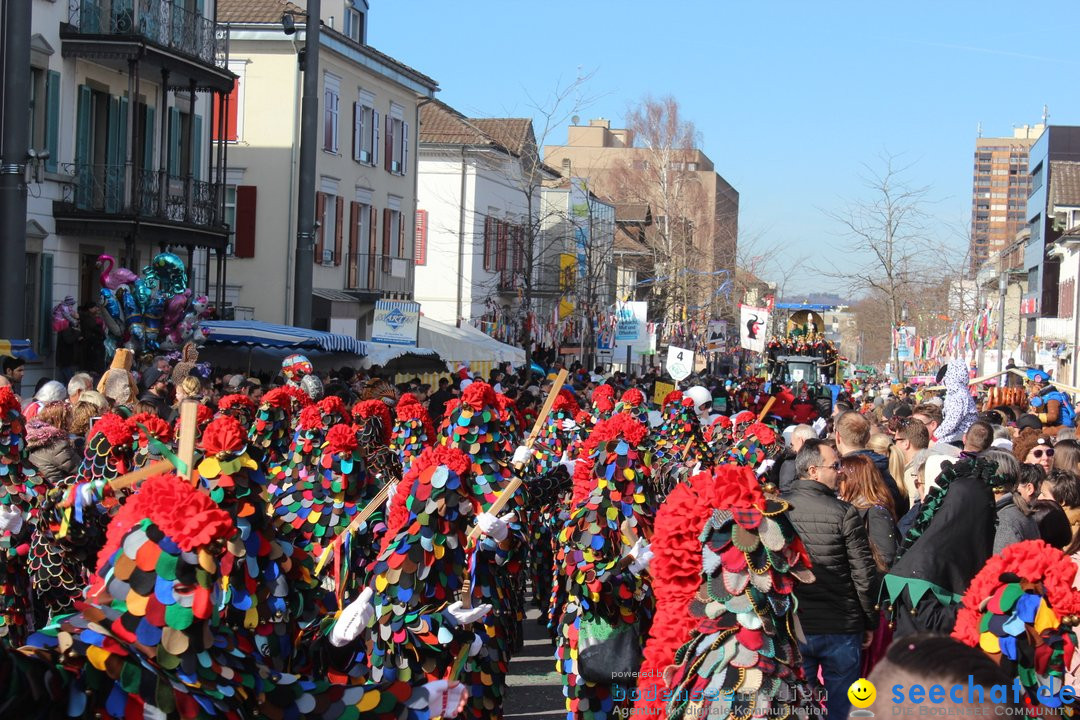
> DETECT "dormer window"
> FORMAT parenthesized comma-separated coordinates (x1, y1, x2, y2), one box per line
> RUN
(344, 1, 367, 44)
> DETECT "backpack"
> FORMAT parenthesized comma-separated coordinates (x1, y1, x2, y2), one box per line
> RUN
(1053, 391, 1076, 427)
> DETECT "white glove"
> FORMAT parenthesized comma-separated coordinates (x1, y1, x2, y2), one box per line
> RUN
(329, 587, 375, 647)
(0, 507, 23, 535)
(511, 445, 532, 466)
(627, 538, 653, 575)
(476, 512, 514, 542)
(408, 679, 468, 717)
(559, 451, 577, 474)
(561, 418, 579, 432)
(77, 480, 101, 509)
(446, 600, 492, 626)
(386, 480, 398, 504)
(468, 633, 484, 657)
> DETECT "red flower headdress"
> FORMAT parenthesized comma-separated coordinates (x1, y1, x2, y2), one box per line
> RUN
(325, 423, 359, 455)
(89, 413, 135, 449)
(218, 394, 256, 415)
(128, 412, 174, 446)
(585, 414, 648, 452)
(200, 416, 247, 456)
(743, 421, 777, 446)
(461, 381, 497, 410)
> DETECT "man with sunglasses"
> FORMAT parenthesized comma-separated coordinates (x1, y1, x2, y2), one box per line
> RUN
(784, 438, 879, 720)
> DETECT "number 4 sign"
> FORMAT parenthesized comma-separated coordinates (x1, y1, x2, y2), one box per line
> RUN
(666, 345, 694, 382)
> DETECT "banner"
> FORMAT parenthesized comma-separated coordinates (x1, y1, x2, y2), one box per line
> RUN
(896, 325, 916, 362)
(371, 300, 420, 346)
(739, 305, 769, 353)
(707, 320, 727, 352)
(613, 301, 650, 358)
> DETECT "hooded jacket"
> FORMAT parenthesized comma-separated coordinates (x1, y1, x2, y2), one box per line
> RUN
(25, 419, 79, 483)
(936, 361, 979, 444)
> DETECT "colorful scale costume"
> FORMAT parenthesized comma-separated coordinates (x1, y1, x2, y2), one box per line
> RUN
(29, 413, 132, 623)
(353, 400, 403, 486)
(952, 540, 1080, 708)
(650, 396, 715, 501)
(390, 394, 435, 472)
(10, 473, 437, 719)
(663, 468, 815, 720)
(554, 414, 654, 720)
(0, 387, 39, 642)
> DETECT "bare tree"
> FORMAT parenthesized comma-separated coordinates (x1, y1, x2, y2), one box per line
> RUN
(817, 152, 938, 377)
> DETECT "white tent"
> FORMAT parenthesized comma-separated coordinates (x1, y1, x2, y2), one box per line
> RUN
(417, 317, 525, 367)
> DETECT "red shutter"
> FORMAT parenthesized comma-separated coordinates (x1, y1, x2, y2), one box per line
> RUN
(212, 80, 239, 141)
(384, 115, 393, 172)
(368, 205, 378, 288)
(382, 208, 391, 256)
(315, 192, 326, 260)
(234, 185, 257, 257)
(496, 221, 507, 271)
(334, 196, 344, 266)
(414, 209, 427, 265)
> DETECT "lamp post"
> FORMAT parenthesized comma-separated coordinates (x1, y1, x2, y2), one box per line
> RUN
(284, 2, 320, 329)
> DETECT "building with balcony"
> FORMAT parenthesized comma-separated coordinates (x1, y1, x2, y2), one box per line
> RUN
(24, 0, 234, 367)
(1022, 126, 1080, 340)
(219, 0, 436, 335)
(415, 99, 557, 345)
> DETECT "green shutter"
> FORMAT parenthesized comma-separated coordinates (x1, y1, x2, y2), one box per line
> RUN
(39, 255, 53, 352)
(45, 71, 60, 172)
(75, 85, 92, 165)
(75, 85, 92, 208)
(168, 107, 180, 177)
(106, 96, 127, 212)
(144, 105, 155, 171)
(192, 114, 202, 180)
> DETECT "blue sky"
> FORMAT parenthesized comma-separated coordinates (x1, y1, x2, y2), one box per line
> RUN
(372, 1, 1079, 294)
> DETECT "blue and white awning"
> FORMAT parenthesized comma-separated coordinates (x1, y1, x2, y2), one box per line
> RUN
(199, 320, 367, 354)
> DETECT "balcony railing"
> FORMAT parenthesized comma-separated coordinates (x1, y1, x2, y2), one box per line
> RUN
(67, 0, 226, 68)
(498, 270, 521, 292)
(59, 163, 223, 230)
(346, 253, 415, 296)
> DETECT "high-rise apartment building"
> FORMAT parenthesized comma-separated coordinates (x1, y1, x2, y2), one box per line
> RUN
(969, 124, 1043, 270)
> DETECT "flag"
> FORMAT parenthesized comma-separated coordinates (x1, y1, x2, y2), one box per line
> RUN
(739, 304, 769, 353)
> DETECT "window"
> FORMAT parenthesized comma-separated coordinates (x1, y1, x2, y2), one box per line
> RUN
(384, 104, 408, 175)
(29, 68, 59, 171)
(224, 185, 237, 255)
(1031, 162, 1044, 195)
(415, 209, 427, 265)
(352, 91, 377, 165)
(316, 183, 343, 265)
(323, 74, 340, 153)
(344, 5, 364, 43)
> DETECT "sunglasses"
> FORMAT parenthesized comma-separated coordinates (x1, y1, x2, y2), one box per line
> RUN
(815, 461, 842, 471)
(1032, 448, 1055, 459)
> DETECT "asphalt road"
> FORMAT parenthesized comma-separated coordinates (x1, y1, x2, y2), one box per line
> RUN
(503, 606, 566, 719)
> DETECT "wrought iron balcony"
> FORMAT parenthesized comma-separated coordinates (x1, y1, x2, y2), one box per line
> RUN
(346, 253, 415, 296)
(55, 163, 227, 246)
(63, 0, 231, 90)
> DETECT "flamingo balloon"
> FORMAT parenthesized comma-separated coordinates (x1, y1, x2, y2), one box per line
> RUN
(96, 254, 138, 291)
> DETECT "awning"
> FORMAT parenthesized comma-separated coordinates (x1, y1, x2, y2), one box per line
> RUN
(200, 320, 367, 354)
(417, 317, 525, 367)
(0, 339, 42, 362)
(197, 320, 444, 373)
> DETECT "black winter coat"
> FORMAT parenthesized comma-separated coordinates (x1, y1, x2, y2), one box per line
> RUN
(783, 479, 881, 635)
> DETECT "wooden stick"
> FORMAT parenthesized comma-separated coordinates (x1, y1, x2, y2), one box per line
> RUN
(313, 479, 398, 577)
(110, 459, 174, 492)
(177, 400, 198, 486)
(757, 395, 776, 422)
(466, 369, 569, 543)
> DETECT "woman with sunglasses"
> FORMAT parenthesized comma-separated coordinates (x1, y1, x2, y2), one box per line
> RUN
(1012, 429, 1054, 473)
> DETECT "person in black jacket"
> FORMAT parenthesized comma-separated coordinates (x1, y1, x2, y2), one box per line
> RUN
(783, 438, 880, 720)
(835, 410, 908, 515)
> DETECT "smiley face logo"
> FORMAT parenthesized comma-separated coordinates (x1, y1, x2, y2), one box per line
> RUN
(848, 678, 877, 708)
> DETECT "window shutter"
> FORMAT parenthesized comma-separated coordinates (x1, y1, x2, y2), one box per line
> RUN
(496, 221, 508, 271)
(382, 207, 391, 255)
(38, 254, 54, 352)
(512, 226, 523, 271)
(483, 216, 493, 271)
(349, 201, 360, 259)
(168, 107, 181, 176)
(401, 121, 409, 175)
(371, 109, 379, 166)
(352, 101, 362, 161)
(192, 114, 203, 180)
(398, 209, 406, 257)
(369, 205, 378, 255)
(414, 209, 427, 265)
(45, 71, 60, 172)
(234, 185, 257, 258)
(143, 105, 155, 171)
(334, 196, 344, 266)
(212, 81, 238, 141)
(315, 191, 326, 260)
(384, 114, 393, 172)
(76, 85, 92, 166)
